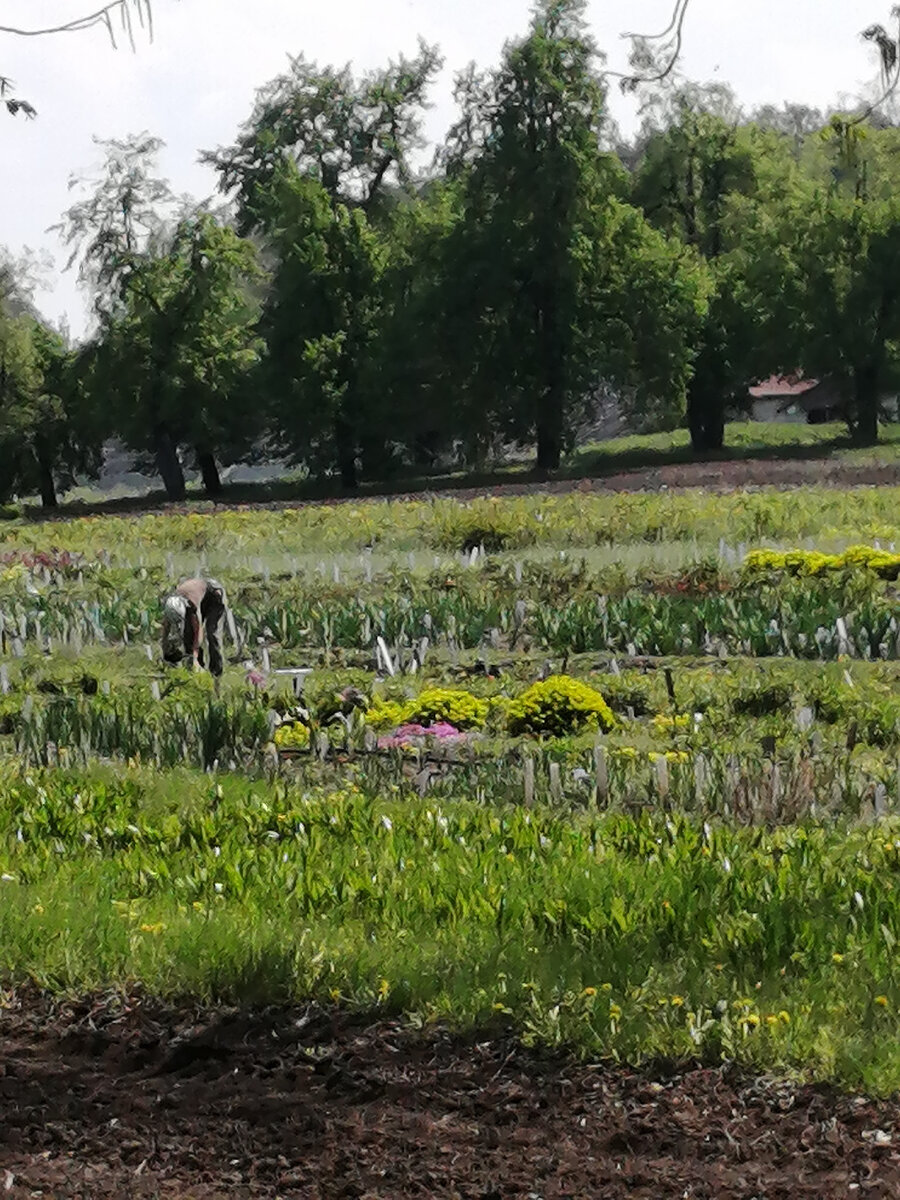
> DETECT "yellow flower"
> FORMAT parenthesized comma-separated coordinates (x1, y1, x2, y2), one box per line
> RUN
(32, 903, 44, 915)
(832, 953, 844, 964)
(601, 982, 612, 992)
(742, 1013, 760, 1028)
(139, 921, 165, 935)
(778, 1011, 791, 1024)
(609, 1003, 622, 1021)
(670, 995, 684, 1007)
(329, 987, 341, 1001)
(378, 978, 391, 999)
(765, 1014, 778, 1027)
(582, 986, 597, 997)
(875, 995, 889, 1008)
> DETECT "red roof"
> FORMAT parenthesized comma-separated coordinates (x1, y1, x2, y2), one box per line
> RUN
(749, 374, 820, 398)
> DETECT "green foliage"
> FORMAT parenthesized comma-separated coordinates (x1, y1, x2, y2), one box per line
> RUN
(506, 675, 616, 736)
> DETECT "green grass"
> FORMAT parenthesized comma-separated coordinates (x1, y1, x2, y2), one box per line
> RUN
(3, 763, 900, 1091)
(4, 476, 900, 1092)
(572, 421, 900, 474)
(10, 421, 900, 518)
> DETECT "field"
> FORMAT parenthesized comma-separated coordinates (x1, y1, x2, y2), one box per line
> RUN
(3, 471, 900, 1195)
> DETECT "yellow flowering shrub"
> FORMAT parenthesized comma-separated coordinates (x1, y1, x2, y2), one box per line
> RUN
(743, 545, 900, 580)
(505, 675, 616, 737)
(273, 722, 311, 749)
(366, 689, 489, 731)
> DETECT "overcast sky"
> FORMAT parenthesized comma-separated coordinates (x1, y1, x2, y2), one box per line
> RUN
(0, 0, 888, 336)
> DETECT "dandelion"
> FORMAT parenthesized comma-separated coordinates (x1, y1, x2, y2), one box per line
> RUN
(139, 922, 165, 935)
(670, 995, 684, 1007)
(583, 986, 597, 997)
(765, 1014, 778, 1027)
(778, 1011, 791, 1024)
(875, 995, 889, 1008)
(832, 952, 844, 964)
(609, 1003, 622, 1022)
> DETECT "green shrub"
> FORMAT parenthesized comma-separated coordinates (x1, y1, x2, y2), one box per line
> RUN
(506, 675, 616, 737)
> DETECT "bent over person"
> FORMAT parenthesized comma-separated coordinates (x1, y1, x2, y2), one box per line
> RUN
(161, 577, 227, 677)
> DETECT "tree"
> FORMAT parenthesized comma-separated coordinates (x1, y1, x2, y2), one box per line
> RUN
(737, 125, 900, 444)
(440, 0, 707, 469)
(207, 43, 442, 488)
(631, 91, 788, 450)
(0, 312, 101, 507)
(2, 0, 153, 117)
(58, 136, 264, 498)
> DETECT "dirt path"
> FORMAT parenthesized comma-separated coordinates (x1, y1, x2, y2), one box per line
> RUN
(1, 990, 898, 1198)
(28, 454, 900, 523)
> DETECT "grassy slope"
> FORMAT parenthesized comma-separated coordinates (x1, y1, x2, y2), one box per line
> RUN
(28, 421, 900, 516)
(4, 764, 900, 1092)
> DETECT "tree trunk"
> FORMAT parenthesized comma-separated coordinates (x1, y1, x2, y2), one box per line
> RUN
(35, 452, 57, 509)
(535, 408, 562, 471)
(334, 416, 358, 491)
(196, 447, 222, 496)
(154, 424, 186, 501)
(853, 367, 880, 445)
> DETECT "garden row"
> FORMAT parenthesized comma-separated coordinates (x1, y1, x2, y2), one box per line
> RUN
(4, 487, 900, 560)
(2, 763, 900, 1091)
(1, 566, 899, 660)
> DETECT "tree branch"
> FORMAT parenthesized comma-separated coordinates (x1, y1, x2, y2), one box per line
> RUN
(0, 0, 153, 51)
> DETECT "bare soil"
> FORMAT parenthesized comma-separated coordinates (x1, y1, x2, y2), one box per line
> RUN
(2, 989, 899, 1198)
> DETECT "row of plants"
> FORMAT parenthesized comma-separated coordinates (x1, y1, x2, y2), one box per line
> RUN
(4, 487, 900, 559)
(2, 764, 900, 1090)
(2, 657, 898, 813)
(743, 545, 900, 580)
(2, 569, 899, 660)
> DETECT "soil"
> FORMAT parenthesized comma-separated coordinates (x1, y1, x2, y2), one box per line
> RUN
(2, 990, 899, 1198)
(30, 452, 900, 523)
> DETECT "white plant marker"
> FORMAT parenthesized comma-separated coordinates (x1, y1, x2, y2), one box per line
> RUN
(549, 761, 562, 804)
(523, 757, 535, 807)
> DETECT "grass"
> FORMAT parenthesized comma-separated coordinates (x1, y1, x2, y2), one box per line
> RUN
(572, 420, 900, 475)
(3, 762, 900, 1091)
(10, 421, 900, 519)
(3, 474, 900, 1092)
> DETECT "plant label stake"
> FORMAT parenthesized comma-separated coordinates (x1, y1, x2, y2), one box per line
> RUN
(523, 758, 535, 807)
(653, 755, 669, 800)
(549, 761, 562, 804)
(226, 607, 240, 651)
(593, 738, 608, 806)
(376, 636, 395, 677)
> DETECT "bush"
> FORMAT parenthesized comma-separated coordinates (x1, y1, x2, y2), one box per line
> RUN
(366, 688, 490, 732)
(505, 675, 616, 737)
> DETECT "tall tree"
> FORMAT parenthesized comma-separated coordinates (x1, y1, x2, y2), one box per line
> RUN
(58, 136, 263, 498)
(737, 121, 900, 444)
(205, 43, 441, 488)
(630, 91, 776, 451)
(441, 0, 707, 469)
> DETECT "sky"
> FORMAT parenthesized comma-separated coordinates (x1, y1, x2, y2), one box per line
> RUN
(0, 0, 888, 337)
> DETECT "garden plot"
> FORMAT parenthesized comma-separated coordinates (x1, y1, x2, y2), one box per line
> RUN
(3, 486, 900, 1193)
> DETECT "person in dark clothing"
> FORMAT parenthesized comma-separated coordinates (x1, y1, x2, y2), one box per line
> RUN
(161, 577, 227, 676)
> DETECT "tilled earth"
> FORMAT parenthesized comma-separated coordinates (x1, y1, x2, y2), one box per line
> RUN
(1, 991, 900, 1198)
